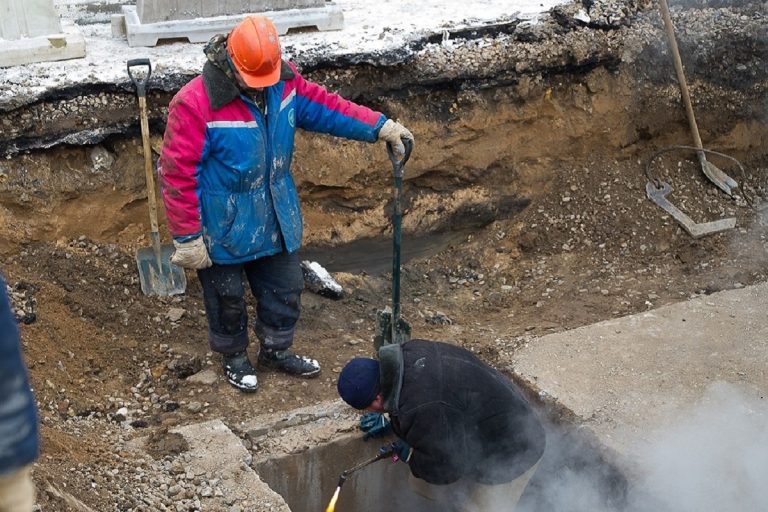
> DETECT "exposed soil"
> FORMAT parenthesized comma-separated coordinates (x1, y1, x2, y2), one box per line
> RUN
(0, 0, 766, 510)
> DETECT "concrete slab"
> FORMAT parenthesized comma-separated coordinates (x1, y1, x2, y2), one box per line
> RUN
(136, 0, 325, 24)
(242, 399, 356, 452)
(55, 0, 127, 25)
(0, 20, 86, 68)
(0, 0, 61, 40)
(510, 282, 768, 456)
(171, 419, 291, 512)
(119, 3, 344, 47)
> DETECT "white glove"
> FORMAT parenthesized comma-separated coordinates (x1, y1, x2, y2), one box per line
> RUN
(378, 119, 414, 157)
(171, 237, 212, 269)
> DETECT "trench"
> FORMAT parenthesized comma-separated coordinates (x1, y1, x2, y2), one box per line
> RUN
(1, 3, 767, 511)
(300, 194, 530, 274)
(255, 421, 627, 512)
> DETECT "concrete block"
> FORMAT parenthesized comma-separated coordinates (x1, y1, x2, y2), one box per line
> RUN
(111, 13, 127, 39)
(122, 3, 344, 47)
(55, 0, 126, 25)
(0, 20, 85, 68)
(0, 0, 62, 40)
(136, 0, 325, 24)
(221, 0, 250, 19)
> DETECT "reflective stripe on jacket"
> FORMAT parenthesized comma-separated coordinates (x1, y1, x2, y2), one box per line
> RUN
(159, 60, 386, 264)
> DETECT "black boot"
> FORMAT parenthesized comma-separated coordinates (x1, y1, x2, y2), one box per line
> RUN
(257, 348, 321, 378)
(222, 351, 258, 392)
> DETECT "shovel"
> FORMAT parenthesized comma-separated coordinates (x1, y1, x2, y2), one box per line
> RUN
(127, 58, 187, 296)
(374, 139, 413, 350)
(658, 0, 737, 196)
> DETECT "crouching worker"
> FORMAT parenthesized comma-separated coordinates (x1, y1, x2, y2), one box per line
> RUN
(0, 273, 39, 512)
(337, 339, 546, 512)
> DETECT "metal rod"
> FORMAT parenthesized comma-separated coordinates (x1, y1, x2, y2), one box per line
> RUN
(340, 448, 393, 483)
(385, 139, 413, 344)
(392, 173, 403, 329)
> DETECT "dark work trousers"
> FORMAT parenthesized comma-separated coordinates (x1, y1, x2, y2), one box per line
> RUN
(196, 251, 304, 355)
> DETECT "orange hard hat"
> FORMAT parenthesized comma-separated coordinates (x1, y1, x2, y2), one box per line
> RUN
(227, 15, 282, 89)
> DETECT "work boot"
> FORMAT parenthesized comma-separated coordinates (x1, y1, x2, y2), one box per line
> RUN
(257, 348, 321, 378)
(222, 351, 258, 392)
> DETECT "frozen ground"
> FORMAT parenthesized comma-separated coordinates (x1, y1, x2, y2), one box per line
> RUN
(0, 0, 568, 107)
(2, 1, 767, 510)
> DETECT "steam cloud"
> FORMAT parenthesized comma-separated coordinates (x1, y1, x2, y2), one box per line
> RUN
(513, 382, 768, 512)
(627, 382, 768, 512)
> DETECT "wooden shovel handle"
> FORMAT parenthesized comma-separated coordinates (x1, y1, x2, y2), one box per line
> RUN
(128, 59, 161, 252)
(137, 94, 160, 237)
(658, 0, 704, 152)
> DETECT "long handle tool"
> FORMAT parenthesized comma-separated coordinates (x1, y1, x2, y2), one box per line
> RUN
(658, 0, 737, 196)
(128, 58, 187, 296)
(374, 139, 414, 349)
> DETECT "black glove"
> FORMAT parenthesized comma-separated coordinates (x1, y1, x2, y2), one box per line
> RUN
(360, 412, 391, 440)
(379, 440, 412, 463)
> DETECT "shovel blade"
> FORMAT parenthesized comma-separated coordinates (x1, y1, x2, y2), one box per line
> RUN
(136, 244, 187, 296)
(701, 159, 738, 196)
(374, 308, 411, 350)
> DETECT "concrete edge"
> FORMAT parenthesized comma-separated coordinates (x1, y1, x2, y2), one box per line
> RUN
(0, 21, 86, 68)
(121, 4, 344, 47)
(503, 363, 642, 480)
(129, 419, 293, 511)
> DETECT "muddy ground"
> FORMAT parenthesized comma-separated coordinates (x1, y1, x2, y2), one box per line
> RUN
(0, 0, 766, 510)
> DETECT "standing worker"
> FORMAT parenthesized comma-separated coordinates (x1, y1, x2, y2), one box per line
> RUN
(337, 339, 546, 511)
(159, 15, 413, 392)
(0, 273, 39, 512)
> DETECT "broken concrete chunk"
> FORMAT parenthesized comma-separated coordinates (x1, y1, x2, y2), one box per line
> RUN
(301, 260, 343, 300)
(186, 369, 219, 386)
(166, 307, 186, 322)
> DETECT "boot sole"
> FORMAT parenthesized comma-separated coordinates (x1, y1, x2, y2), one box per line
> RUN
(226, 379, 259, 392)
(224, 371, 259, 392)
(257, 360, 321, 378)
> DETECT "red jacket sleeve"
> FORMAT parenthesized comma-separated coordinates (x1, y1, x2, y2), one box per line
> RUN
(158, 89, 206, 238)
(288, 62, 386, 142)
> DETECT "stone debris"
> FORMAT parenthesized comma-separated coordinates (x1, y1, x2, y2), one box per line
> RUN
(6, 280, 37, 325)
(301, 260, 344, 299)
(0, 1, 763, 510)
(166, 307, 186, 323)
(186, 369, 219, 386)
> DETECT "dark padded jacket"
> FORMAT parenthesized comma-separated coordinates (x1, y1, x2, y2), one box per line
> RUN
(379, 339, 546, 485)
(0, 273, 38, 474)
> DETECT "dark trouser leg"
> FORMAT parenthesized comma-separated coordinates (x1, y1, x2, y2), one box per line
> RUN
(243, 251, 303, 351)
(245, 251, 320, 377)
(197, 263, 249, 355)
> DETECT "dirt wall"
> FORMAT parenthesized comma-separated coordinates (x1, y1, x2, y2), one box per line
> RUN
(3, 3, 767, 509)
(1, 0, 766, 253)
